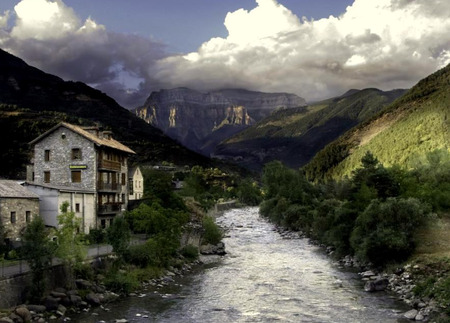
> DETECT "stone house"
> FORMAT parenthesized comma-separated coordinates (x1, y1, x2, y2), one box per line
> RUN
(128, 166, 144, 200)
(26, 122, 135, 232)
(0, 180, 39, 243)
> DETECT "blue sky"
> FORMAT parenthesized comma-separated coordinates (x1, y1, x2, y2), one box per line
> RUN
(0, 0, 449, 108)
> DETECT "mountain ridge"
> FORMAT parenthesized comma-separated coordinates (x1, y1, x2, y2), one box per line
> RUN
(135, 87, 306, 155)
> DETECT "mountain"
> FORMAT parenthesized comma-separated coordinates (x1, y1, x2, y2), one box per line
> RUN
(304, 64, 450, 181)
(0, 49, 215, 179)
(213, 88, 406, 171)
(134, 87, 306, 155)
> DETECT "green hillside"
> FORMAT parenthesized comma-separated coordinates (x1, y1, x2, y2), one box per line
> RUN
(214, 88, 405, 171)
(304, 64, 450, 181)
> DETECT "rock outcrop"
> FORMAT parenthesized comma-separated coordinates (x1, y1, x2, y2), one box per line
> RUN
(135, 88, 306, 155)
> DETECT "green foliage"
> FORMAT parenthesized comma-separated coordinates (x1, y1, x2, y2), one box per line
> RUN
(106, 216, 131, 260)
(350, 197, 430, 266)
(55, 201, 86, 288)
(21, 216, 55, 301)
(181, 166, 235, 210)
(86, 228, 106, 244)
(142, 169, 187, 211)
(125, 202, 188, 236)
(104, 269, 140, 295)
(180, 244, 199, 260)
(201, 216, 223, 245)
(235, 178, 262, 206)
(126, 234, 180, 268)
(304, 64, 450, 181)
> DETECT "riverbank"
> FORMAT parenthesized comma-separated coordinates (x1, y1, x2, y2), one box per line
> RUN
(275, 213, 450, 322)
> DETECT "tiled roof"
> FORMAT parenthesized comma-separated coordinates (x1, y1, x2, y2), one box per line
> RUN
(30, 122, 135, 154)
(0, 180, 39, 198)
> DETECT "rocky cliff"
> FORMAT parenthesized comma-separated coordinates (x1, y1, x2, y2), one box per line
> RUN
(135, 88, 306, 155)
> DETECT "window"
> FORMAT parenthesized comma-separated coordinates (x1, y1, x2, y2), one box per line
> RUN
(101, 219, 106, 229)
(26, 211, 31, 223)
(44, 150, 50, 162)
(44, 171, 51, 183)
(121, 173, 126, 185)
(72, 148, 82, 160)
(75, 203, 80, 213)
(71, 170, 81, 183)
(10, 212, 16, 224)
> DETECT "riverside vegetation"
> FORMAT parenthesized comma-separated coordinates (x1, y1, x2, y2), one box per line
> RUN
(259, 150, 450, 320)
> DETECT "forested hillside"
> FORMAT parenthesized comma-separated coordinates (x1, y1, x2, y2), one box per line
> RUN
(304, 64, 450, 181)
(214, 88, 405, 171)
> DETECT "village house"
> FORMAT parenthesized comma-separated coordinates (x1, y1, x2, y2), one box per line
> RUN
(0, 180, 39, 245)
(128, 166, 144, 200)
(25, 122, 135, 232)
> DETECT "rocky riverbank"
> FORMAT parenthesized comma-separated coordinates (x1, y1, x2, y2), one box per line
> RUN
(273, 225, 449, 322)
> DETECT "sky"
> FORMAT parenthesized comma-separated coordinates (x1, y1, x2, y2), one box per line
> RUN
(0, 0, 449, 109)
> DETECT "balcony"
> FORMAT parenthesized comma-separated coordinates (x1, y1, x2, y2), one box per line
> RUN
(98, 159, 121, 171)
(97, 181, 119, 192)
(97, 203, 122, 214)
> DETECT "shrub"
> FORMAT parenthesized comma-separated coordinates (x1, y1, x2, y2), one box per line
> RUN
(350, 197, 430, 266)
(202, 216, 223, 245)
(180, 244, 199, 260)
(104, 270, 139, 294)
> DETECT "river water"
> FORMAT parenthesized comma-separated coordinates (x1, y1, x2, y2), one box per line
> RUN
(71, 207, 410, 323)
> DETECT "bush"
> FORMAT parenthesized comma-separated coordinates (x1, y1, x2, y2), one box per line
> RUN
(202, 216, 223, 245)
(180, 244, 199, 260)
(350, 197, 430, 266)
(87, 228, 106, 244)
(104, 270, 139, 294)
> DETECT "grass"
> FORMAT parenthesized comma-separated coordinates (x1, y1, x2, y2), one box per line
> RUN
(414, 213, 450, 259)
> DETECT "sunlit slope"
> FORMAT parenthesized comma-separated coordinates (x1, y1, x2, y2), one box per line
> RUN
(214, 88, 405, 171)
(304, 64, 450, 181)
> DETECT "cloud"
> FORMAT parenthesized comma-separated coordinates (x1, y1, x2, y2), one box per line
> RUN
(1, 0, 449, 108)
(0, 0, 166, 108)
(154, 0, 450, 101)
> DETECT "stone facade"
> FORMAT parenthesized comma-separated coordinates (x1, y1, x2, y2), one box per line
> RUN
(0, 180, 39, 242)
(28, 123, 135, 231)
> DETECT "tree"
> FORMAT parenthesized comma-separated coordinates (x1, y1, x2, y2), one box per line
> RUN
(54, 202, 86, 288)
(107, 216, 131, 260)
(22, 216, 55, 301)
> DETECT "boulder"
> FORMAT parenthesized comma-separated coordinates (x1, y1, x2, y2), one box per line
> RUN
(56, 304, 67, 316)
(364, 278, 389, 292)
(0, 317, 14, 323)
(403, 309, 418, 320)
(85, 292, 101, 306)
(44, 296, 60, 311)
(14, 306, 31, 322)
(26, 305, 46, 313)
(75, 279, 93, 290)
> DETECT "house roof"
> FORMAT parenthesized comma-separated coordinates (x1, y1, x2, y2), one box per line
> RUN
(0, 180, 39, 199)
(24, 182, 96, 194)
(30, 122, 135, 154)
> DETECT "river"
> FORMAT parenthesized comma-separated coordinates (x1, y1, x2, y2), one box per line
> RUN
(71, 207, 410, 322)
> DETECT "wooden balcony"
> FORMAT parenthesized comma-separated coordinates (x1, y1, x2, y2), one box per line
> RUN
(97, 203, 122, 214)
(98, 159, 121, 171)
(97, 181, 119, 192)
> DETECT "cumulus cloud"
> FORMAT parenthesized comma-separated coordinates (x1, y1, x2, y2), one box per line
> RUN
(1, 0, 449, 107)
(0, 0, 166, 108)
(155, 0, 450, 101)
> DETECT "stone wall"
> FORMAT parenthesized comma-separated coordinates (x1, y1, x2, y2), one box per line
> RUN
(0, 265, 67, 309)
(0, 197, 39, 241)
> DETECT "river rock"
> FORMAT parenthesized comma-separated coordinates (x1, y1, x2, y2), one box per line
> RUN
(14, 306, 31, 322)
(85, 292, 101, 306)
(44, 296, 60, 311)
(364, 278, 389, 292)
(403, 309, 418, 320)
(75, 279, 93, 290)
(56, 304, 67, 316)
(26, 305, 46, 313)
(0, 317, 13, 323)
